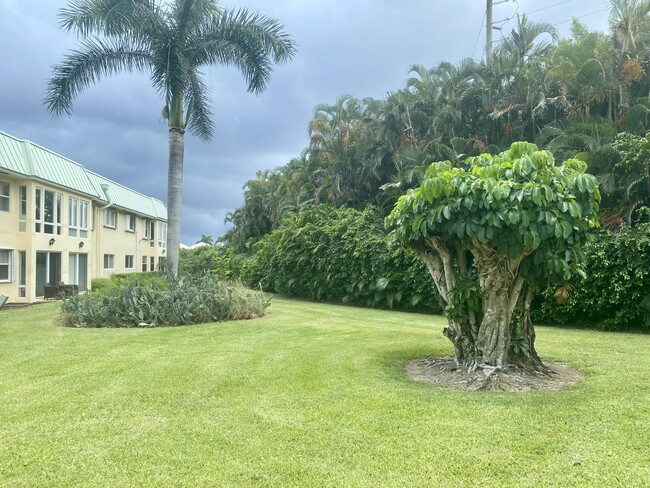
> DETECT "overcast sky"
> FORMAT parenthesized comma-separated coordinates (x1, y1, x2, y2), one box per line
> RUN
(0, 0, 610, 244)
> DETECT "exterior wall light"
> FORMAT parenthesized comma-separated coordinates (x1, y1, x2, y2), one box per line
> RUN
(49, 238, 56, 246)
(79, 241, 84, 248)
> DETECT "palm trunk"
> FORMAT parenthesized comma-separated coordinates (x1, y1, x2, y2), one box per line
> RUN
(167, 126, 185, 274)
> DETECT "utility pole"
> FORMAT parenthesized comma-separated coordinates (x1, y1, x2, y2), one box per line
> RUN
(486, 0, 512, 63)
(486, 0, 493, 63)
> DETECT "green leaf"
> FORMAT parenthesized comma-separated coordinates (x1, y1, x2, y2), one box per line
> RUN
(508, 210, 520, 225)
(456, 222, 466, 239)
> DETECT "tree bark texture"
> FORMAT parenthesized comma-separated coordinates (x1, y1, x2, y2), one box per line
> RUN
(167, 126, 185, 274)
(472, 244, 527, 368)
(412, 237, 547, 370)
(509, 283, 546, 372)
(410, 241, 479, 366)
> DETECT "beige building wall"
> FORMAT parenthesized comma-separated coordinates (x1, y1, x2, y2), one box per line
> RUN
(0, 174, 166, 303)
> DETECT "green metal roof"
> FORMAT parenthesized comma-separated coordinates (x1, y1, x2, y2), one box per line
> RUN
(86, 171, 167, 220)
(0, 130, 166, 220)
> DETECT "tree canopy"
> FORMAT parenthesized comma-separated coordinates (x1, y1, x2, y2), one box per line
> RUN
(385, 142, 600, 369)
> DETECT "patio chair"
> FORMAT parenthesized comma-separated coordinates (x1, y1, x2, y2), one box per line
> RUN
(0, 294, 8, 310)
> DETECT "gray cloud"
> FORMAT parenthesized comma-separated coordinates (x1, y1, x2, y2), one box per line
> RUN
(0, 0, 610, 244)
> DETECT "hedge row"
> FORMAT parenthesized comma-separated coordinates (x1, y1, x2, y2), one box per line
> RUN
(180, 206, 649, 331)
(236, 205, 441, 313)
(533, 222, 650, 331)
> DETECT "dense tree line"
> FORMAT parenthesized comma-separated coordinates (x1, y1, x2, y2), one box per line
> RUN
(188, 1, 650, 332)
(224, 4, 650, 250)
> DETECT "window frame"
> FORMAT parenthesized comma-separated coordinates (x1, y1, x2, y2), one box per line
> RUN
(103, 254, 115, 269)
(104, 209, 117, 229)
(0, 181, 9, 212)
(18, 186, 27, 232)
(125, 214, 136, 233)
(158, 222, 167, 248)
(125, 255, 134, 269)
(0, 249, 14, 282)
(69, 197, 89, 238)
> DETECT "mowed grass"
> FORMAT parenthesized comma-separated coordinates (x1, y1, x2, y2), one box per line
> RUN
(1, 298, 649, 487)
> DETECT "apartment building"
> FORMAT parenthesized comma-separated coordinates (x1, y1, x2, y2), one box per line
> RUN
(0, 130, 167, 303)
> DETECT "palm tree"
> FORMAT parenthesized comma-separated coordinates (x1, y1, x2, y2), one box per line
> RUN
(44, 0, 296, 273)
(609, 0, 650, 53)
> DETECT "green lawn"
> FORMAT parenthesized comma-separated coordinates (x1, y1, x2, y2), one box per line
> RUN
(1, 298, 649, 487)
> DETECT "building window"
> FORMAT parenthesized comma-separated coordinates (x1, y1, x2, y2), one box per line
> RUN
(125, 214, 136, 232)
(35, 187, 42, 232)
(18, 251, 26, 297)
(158, 222, 167, 248)
(0, 249, 14, 281)
(104, 209, 117, 228)
(103, 254, 114, 269)
(68, 197, 78, 236)
(150, 256, 155, 271)
(43, 189, 55, 234)
(69, 198, 89, 238)
(80, 201, 88, 238)
(19, 186, 27, 232)
(145, 219, 155, 246)
(56, 193, 63, 235)
(142, 256, 147, 272)
(125, 255, 134, 269)
(0, 182, 9, 212)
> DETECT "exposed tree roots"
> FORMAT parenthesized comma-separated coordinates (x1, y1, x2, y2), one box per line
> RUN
(406, 357, 584, 392)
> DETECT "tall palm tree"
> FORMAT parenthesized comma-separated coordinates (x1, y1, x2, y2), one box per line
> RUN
(44, 0, 296, 273)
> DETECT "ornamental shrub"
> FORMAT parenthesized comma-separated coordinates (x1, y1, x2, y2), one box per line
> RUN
(90, 272, 168, 293)
(60, 274, 268, 328)
(533, 221, 650, 331)
(241, 205, 442, 313)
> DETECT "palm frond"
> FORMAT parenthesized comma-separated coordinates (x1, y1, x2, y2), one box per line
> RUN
(172, 0, 220, 36)
(192, 8, 296, 94)
(554, 283, 574, 303)
(44, 37, 152, 116)
(59, 0, 163, 38)
(184, 69, 214, 140)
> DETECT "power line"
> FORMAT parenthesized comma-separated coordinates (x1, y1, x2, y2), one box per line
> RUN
(554, 8, 610, 26)
(472, 9, 487, 59)
(524, 0, 574, 16)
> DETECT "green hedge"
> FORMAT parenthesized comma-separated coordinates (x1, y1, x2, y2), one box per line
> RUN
(90, 272, 168, 292)
(533, 222, 650, 331)
(239, 205, 441, 313)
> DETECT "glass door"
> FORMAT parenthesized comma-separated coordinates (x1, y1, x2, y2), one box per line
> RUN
(68, 253, 88, 292)
(35, 252, 62, 297)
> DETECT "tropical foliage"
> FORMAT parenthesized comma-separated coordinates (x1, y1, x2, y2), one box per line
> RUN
(214, 2, 650, 334)
(223, 5, 650, 252)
